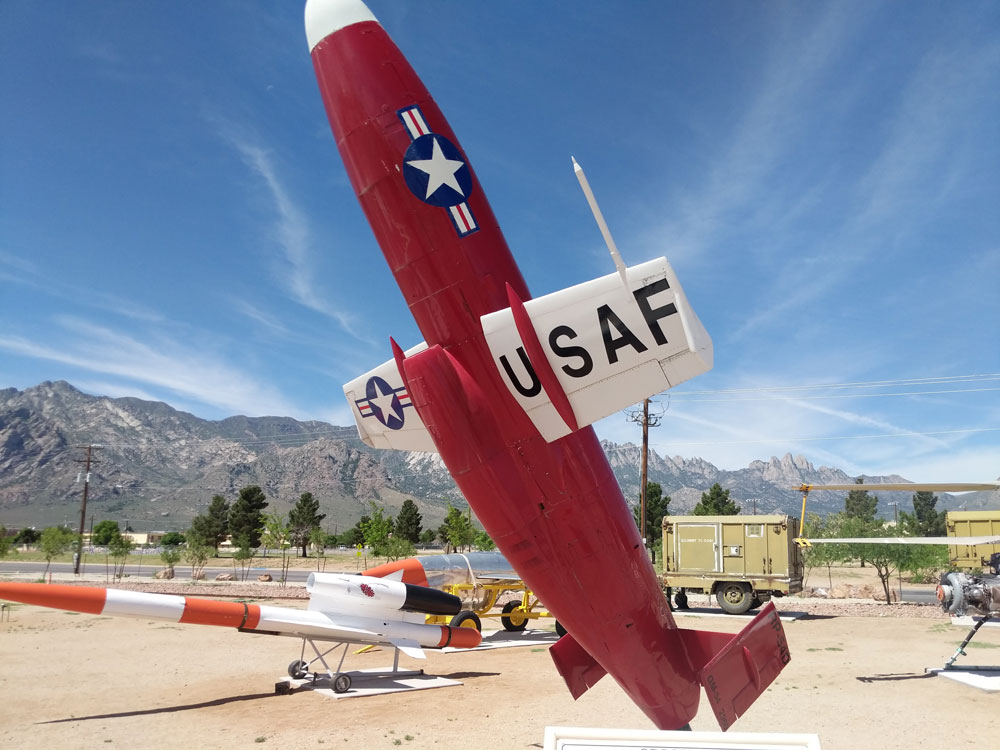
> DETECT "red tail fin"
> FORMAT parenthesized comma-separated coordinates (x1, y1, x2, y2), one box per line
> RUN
(678, 602, 791, 729)
(549, 632, 608, 699)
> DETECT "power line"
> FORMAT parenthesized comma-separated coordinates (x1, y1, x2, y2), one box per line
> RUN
(673, 373, 1000, 397)
(636, 426, 1000, 448)
(666, 386, 1000, 404)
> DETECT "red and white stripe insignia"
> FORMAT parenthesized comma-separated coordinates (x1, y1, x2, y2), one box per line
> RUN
(449, 203, 478, 236)
(397, 105, 478, 238)
(398, 106, 430, 139)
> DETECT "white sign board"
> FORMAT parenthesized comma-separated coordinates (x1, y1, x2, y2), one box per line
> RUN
(543, 726, 821, 750)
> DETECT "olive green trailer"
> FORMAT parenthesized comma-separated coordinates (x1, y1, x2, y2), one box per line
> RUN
(661, 514, 804, 614)
(947, 510, 1000, 571)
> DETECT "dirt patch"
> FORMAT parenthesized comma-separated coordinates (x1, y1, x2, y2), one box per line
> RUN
(1, 567, 997, 749)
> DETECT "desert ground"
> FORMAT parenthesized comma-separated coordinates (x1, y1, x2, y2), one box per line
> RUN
(1, 565, 998, 749)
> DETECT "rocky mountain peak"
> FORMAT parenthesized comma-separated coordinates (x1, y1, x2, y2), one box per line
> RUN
(3, 381, 993, 531)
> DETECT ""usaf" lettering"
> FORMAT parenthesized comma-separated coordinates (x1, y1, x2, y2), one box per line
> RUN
(498, 278, 677, 397)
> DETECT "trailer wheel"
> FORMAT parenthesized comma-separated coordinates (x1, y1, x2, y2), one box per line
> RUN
(716, 582, 753, 614)
(555, 621, 567, 637)
(450, 610, 482, 631)
(674, 590, 689, 610)
(748, 595, 763, 611)
(288, 660, 308, 679)
(500, 601, 528, 631)
(333, 674, 351, 693)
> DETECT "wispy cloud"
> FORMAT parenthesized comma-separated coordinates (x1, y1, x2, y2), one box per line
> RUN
(230, 298, 293, 337)
(0, 317, 302, 418)
(209, 116, 368, 341)
(644, 4, 859, 265)
(854, 40, 1000, 229)
(0, 251, 165, 323)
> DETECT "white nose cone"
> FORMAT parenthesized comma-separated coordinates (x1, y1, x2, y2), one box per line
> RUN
(305, 0, 378, 51)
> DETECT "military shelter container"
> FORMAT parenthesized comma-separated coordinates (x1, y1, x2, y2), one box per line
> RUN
(662, 514, 803, 614)
(947, 510, 1000, 571)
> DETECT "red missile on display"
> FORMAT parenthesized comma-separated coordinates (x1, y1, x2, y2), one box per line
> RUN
(307, 0, 789, 731)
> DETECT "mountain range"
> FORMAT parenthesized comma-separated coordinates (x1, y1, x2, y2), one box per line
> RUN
(1, 381, 996, 533)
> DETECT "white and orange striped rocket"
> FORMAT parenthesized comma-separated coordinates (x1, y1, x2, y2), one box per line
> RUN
(0, 572, 482, 656)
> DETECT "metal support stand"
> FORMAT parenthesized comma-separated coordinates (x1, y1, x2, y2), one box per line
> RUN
(944, 615, 995, 670)
(284, 638, 425, 696)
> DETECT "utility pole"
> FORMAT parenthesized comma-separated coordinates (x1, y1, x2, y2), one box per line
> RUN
(626, 399, 665, 551)
(73, 445, 101, 574)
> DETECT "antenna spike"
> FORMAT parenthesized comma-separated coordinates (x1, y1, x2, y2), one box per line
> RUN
(572, 157, 629, 288)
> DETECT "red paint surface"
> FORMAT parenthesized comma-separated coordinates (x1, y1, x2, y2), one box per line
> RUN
(0, 582, 107, 615)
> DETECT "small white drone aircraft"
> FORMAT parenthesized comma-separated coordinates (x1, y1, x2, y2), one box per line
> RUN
(0, 572, 481, 692)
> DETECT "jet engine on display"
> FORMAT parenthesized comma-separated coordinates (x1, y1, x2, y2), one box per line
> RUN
(937, 569, 1000, 619)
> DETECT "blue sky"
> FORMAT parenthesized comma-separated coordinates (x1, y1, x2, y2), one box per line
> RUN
(1, 1, 998, 484)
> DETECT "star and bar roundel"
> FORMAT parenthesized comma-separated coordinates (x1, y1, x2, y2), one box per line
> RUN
(398, 105, 478, 237)
(355, 375, 412, 430)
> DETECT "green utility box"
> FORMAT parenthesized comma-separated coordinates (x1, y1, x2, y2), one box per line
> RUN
(661, 514, 804, 614)
(947, 510, 1000, 571)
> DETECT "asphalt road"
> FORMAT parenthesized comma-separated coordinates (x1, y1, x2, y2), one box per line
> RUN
(0, 560, 941, 604)
(0, 560, 338, 584)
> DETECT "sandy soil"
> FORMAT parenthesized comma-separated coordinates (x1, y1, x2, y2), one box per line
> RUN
(1, 568, 998, 749)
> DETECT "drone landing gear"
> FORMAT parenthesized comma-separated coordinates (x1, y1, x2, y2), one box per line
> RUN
(278, 637, 424, 695)
(284, 638, 355, 692)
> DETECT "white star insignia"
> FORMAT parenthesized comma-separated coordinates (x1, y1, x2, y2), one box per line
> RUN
(369, 390, 399, 422)
(407, 137, 466, 199)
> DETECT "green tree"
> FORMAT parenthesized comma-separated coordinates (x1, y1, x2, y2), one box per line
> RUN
(0, 526, 11, 560)
(228, 485, 268, 549)
(288, 492, 326, 558)
(383, 536, 416, 561)
(801, 512, 850, 589)
(108, 531, 134, 581)
(343, 515, 369, 547)
(262, 513, 292, 585)
(909, 491, 946, 536)
(419, 528, 437, 546)
(40, 526, 75, 575)
(442, 504, 475, 552)
(436, 523, 450, 548)
(844, 478, 878, 523)
(190, 495, 230, 552)
(160, 531, 186, 547)
(394, 499, 423, 544)
(473, 529, 496, 551)
(92, 520, 121, 546)
(160, 544, 182, 574)
(14, 528, 41, 546)
(309, 527, 329, 571)
(693, 483, 740, 516)
(360, 504, 394, 559)
(632, 482, 671, 561)
(838, 516, 909, 604)
(231, 535, 255, 582)
(184, 540, 211, 580)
